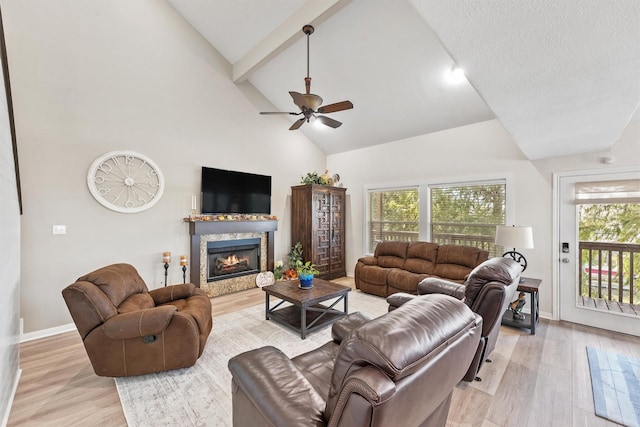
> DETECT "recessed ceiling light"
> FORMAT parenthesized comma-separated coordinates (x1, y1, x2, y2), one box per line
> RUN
(446, 67, 467, 84)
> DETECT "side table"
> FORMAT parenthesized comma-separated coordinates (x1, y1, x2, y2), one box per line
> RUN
(501, 277, 541, 335)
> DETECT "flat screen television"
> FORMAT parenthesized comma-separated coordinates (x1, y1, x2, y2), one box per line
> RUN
(201, 167, 271, 215)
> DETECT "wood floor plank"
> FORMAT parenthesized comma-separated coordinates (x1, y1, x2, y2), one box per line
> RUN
(527, 362, 573, 427)
(8, 278, 640, 427)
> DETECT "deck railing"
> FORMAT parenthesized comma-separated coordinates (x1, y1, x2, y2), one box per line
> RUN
(579, 241, 640, 305)
(368, 221, 502, 257)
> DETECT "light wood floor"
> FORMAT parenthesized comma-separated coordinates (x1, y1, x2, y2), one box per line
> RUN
(8, 278, 640, 426)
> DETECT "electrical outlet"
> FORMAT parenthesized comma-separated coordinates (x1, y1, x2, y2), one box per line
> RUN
(52, 225, 66, 235)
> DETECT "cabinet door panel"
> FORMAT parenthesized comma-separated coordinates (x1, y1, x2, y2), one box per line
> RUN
(292, 185, 346, 279)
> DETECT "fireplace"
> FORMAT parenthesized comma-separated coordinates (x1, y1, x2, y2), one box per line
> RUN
(188, 218, 278, 297)
(207, 238, 260, 282)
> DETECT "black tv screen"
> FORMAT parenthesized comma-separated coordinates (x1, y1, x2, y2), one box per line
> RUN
(201, 167, 271, 215)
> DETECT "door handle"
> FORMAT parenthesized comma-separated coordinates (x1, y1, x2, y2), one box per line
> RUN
(561, 258, 570, 263)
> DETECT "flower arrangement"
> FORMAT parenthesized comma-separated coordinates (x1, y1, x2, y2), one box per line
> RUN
(273, 260, 284, 281)
(300, 170, 341, 186)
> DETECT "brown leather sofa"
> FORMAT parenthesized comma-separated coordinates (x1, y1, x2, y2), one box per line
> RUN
(62, 263, 212, 377)
(355, 241, 489, 297)
(387, 257, 521, 381)
(228, 294, 482, 427)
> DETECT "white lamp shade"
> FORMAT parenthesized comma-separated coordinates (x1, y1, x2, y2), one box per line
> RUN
(495, 225, 534, 249)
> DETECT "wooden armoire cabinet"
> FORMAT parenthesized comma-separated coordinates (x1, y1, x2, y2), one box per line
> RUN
(291, 184, 346, 279)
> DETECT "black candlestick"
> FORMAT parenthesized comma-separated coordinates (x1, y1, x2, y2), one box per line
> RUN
(164, 262, 169, 287)
(182, 265, 187, 284)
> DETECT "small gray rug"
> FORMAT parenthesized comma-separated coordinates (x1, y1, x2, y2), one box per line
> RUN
(115, 290, 388, 427)
(586, 346, 640, 427)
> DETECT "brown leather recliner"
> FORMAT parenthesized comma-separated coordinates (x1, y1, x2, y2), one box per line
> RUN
(62, 263, 212, 377)
(228, 294, 482, 427)
(387, 257, 521, 381)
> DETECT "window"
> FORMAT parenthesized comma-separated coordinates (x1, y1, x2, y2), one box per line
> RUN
(367, 188, 419, 253)
(365, 180, 507, 256)
(429, 181, 506, 257)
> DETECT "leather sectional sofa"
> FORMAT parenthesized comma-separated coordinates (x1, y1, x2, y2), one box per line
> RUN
(355, 241, 489, 297)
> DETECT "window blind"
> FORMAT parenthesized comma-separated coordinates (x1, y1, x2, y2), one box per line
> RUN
(575, 179, 640, 204)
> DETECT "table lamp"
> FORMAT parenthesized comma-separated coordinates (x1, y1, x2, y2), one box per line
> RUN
(495, 225, 534, 273)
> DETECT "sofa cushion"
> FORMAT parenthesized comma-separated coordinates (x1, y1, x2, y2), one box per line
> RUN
(118, 293, 155, 313)
(433, 245, 487, 281)
(77, 263, 149, 307)
(356, 264, 391, 286)
(374, 241, 408, 269)
(402, 241, 438, 274)
(387, 269, 429, 293)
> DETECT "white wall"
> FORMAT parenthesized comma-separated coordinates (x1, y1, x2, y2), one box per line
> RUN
(0, 5, 20, 422)
(3, 0, 326, 334)
(328, 119, 640, 319)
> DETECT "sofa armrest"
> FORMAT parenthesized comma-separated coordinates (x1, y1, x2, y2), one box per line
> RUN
(102, 305, 177, 339)
(228, 346, 325, 427)
(386, 292, 417, 311)
(149, 283, 197, 304)
(357, 256, 378, 266)
(331, 312, 371, 343)
(326, 365, 396, 425)
(417, 277, 465, 300)
(469, 282, 513, 336)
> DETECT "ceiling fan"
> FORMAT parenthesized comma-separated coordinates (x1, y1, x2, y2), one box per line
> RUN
(260, 25, 353, 130)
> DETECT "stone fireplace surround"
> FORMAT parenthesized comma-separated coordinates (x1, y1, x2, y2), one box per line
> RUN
(188, 219, 277, 297)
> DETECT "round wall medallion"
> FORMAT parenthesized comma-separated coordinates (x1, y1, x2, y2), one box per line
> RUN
(87, 150, 165, 213)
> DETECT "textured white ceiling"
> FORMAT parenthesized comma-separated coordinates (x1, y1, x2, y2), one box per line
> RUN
(168, 0, 640, 159)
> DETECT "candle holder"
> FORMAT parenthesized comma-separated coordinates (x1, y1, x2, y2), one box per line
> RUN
(162, 252, 171, 287)
(180, 255, 188, 284)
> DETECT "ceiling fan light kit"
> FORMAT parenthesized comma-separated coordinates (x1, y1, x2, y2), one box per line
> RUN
(260, 25, 353, 130)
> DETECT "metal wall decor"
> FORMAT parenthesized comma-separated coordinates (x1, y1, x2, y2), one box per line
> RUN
(87, 150, 165, 213)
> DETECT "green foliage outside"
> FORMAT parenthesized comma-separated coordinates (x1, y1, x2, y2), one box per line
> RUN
(367, 184, 506, 255)
(430, 184, 505, 240)
(579, 204, 640, 243)
(368, 189, 419, 251)
(579, 203, 640, 303)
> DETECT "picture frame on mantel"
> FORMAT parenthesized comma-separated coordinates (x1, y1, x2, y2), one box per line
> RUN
(0, 6, 22, 214)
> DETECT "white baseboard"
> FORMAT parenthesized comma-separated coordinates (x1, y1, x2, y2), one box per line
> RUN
(20, 323, 76, 343)
(1, 368, 21, 427)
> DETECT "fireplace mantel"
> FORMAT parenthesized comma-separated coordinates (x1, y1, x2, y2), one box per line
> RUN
(187, 219, 277, 289)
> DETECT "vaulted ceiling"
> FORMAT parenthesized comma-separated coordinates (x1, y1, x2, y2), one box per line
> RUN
(167, 0, 640, 159)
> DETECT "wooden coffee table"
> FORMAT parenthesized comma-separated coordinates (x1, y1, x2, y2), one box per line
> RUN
(263, 278, 351, 339)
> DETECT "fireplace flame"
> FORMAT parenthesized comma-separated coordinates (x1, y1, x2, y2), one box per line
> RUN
(222, 255, 241, 266)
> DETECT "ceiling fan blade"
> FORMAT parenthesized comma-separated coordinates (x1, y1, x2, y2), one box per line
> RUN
(289, 117, 306, 130)
(317, 100, 353, 114)
(260, 111, 300, 115)
(315, 115, 342, 128)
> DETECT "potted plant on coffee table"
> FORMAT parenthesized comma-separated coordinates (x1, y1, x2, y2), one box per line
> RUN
(296, 260, 319, 289)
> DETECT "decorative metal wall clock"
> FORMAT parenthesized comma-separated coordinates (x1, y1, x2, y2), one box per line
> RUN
(87, 150, 165, 213)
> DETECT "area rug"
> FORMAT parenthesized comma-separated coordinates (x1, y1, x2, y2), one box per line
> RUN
(586, 346, 640, 427)
(114, 291, 388, 427)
